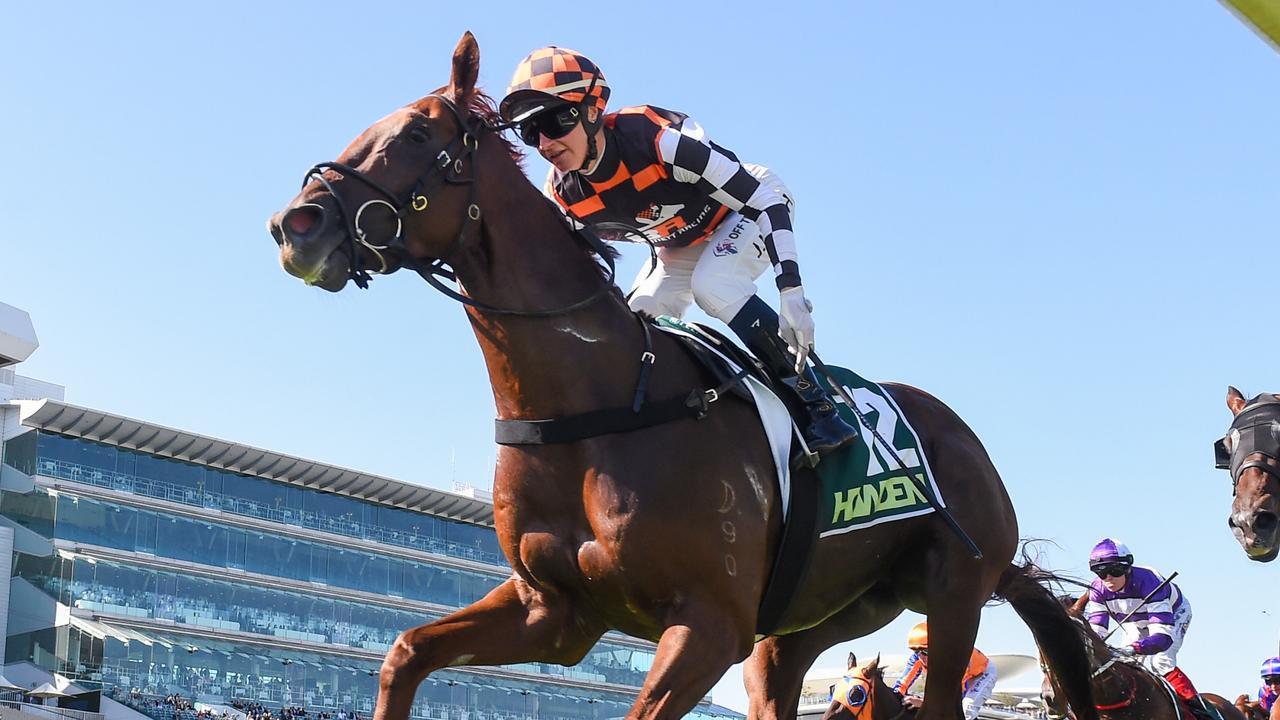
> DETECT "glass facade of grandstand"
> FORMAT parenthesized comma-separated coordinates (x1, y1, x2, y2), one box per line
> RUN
(3, 428, 738, 720)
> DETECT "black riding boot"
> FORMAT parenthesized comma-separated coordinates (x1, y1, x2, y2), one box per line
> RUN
(1189, 696, 1223, 720)
(728, 296, 859, 456)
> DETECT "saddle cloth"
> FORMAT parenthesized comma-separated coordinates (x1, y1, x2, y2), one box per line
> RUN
(652, 316, 944, 535)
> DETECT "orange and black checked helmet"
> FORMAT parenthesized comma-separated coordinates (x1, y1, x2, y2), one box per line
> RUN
(499, 47, 610, 123)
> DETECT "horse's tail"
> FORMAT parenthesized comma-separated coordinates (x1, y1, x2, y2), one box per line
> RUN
(994, 562, 1099, 720)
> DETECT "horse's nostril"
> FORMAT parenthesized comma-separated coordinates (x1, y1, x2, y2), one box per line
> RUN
(284, 206, 323, 239)
(1255, 511, 1278, 534)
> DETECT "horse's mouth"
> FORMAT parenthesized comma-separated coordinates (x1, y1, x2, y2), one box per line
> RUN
(271, 205, 354, 292)
(1232, 515, 1280, 562)
(302, 245, 353, 292)
(1245, 539, 1279, 562)
(276, 233, 352, 292)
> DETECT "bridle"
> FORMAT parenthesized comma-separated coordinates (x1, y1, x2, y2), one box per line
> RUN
(830, 668, 879, 719)
(1042, 650, 1141, 713)
(297, 93, 616, 317)
(1215, 394, 1280, 492)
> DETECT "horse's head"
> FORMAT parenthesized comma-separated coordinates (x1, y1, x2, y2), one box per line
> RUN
(1220, 386, 1280, 562)
(267, 32, 512, 292)
(820, 655, 906, 720)
(1040, 669, 1066, 719)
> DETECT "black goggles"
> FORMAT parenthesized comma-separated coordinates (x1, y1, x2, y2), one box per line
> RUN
(1265, 676, 1280, 685)
(518, 105, 582, 146)
(1091, 563, 1130, 578)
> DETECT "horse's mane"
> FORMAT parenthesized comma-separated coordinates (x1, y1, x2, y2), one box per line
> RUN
(996, 558, 1105, 657)
(428, 88, 621, 275)
(440, 89, 524, 168)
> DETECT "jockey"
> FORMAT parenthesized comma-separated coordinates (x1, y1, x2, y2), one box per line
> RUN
(1257, 657, 1280, 713)
(893, 621, 996, 720)
(1085, 538, 1219, 720)
(498, 46, 858, 456)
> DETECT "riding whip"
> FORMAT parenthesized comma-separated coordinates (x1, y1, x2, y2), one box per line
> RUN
(807, 350, 984, 560)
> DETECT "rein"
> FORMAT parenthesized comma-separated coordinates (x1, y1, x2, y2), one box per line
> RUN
(301, 93, 617, 317)
(1093, 657, 1120, 679)
(1215, 394, 1280, 491)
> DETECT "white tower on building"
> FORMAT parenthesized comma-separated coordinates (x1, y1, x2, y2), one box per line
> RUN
(0, 303, 38, 368)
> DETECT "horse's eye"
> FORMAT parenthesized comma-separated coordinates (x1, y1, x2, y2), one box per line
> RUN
(408, 127, 430, 144)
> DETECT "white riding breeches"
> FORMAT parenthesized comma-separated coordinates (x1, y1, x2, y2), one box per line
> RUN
(1140, 601, 1192, 675)
(627, 163, 791, 322)
(962, 669, 997, 720)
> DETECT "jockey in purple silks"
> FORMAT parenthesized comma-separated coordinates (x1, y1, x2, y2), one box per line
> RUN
(1085, 538, 1220, 720)
(1257, 657, 1280, 713)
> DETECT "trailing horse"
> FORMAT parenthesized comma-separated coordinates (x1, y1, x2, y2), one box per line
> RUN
(1040, 593, 1241, 720)
(267, 32, 1098, 720)
(817, 655, 907, 720)
(1217, 387, 1280, 562)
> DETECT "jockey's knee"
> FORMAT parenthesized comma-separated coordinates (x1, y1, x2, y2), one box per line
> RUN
(628, 293, 681, 318)
(691, 286, 754, 324)
(627, 294, 660, 316)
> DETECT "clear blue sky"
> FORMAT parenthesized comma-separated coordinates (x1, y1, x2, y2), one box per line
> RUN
(3, 1, 1277, 713)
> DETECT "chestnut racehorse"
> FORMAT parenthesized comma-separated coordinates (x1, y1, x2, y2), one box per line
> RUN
(1041, 594, 1240, 720)
(1218, 387, 1280, 562)
(266, 32, 1097, 720)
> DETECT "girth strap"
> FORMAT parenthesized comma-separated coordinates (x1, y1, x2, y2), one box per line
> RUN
(495, 389, 721, 445)
(494, 368, 749, 446)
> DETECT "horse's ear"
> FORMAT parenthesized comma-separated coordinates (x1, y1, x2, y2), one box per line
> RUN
(847, 652, 857, 670)
(449, 31, 480, 100)
(1228, 386, 1248, 416)
(867, 654, 880, 672)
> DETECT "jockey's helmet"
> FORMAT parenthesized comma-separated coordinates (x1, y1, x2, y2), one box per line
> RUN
(1261, 657, 1280, 680)
(499, 47, 610, 125)
(1088, 538, 1134, 573)
(907, 622, 929, 651)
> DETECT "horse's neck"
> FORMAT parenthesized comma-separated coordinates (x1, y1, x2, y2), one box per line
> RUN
(455, 145, 642, 419)
(873, 677, 906, 720)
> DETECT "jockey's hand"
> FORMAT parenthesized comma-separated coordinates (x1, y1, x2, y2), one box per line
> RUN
(778, 286, 815, 372)
(903, 695, 924, 710)
(1117, 645, 1138, 657)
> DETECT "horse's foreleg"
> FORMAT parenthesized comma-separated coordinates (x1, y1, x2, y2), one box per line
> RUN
(743, 634, 826, 720)
(626, 602, 753, 720)
(375, 577, 602, 720)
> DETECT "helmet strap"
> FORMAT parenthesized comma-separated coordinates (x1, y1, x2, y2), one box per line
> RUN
(577, 71, 604, 171)
(580, 112, 604, 171)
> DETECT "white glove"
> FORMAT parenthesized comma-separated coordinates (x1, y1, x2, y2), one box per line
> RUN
(778, 286, 815, 373)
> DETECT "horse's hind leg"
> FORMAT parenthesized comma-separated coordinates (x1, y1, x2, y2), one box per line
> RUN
(917, 556, 1004, 720)
(744, 584, 906, 720)
(375, 577, 603, 720)
(626, 599, 755, 720)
